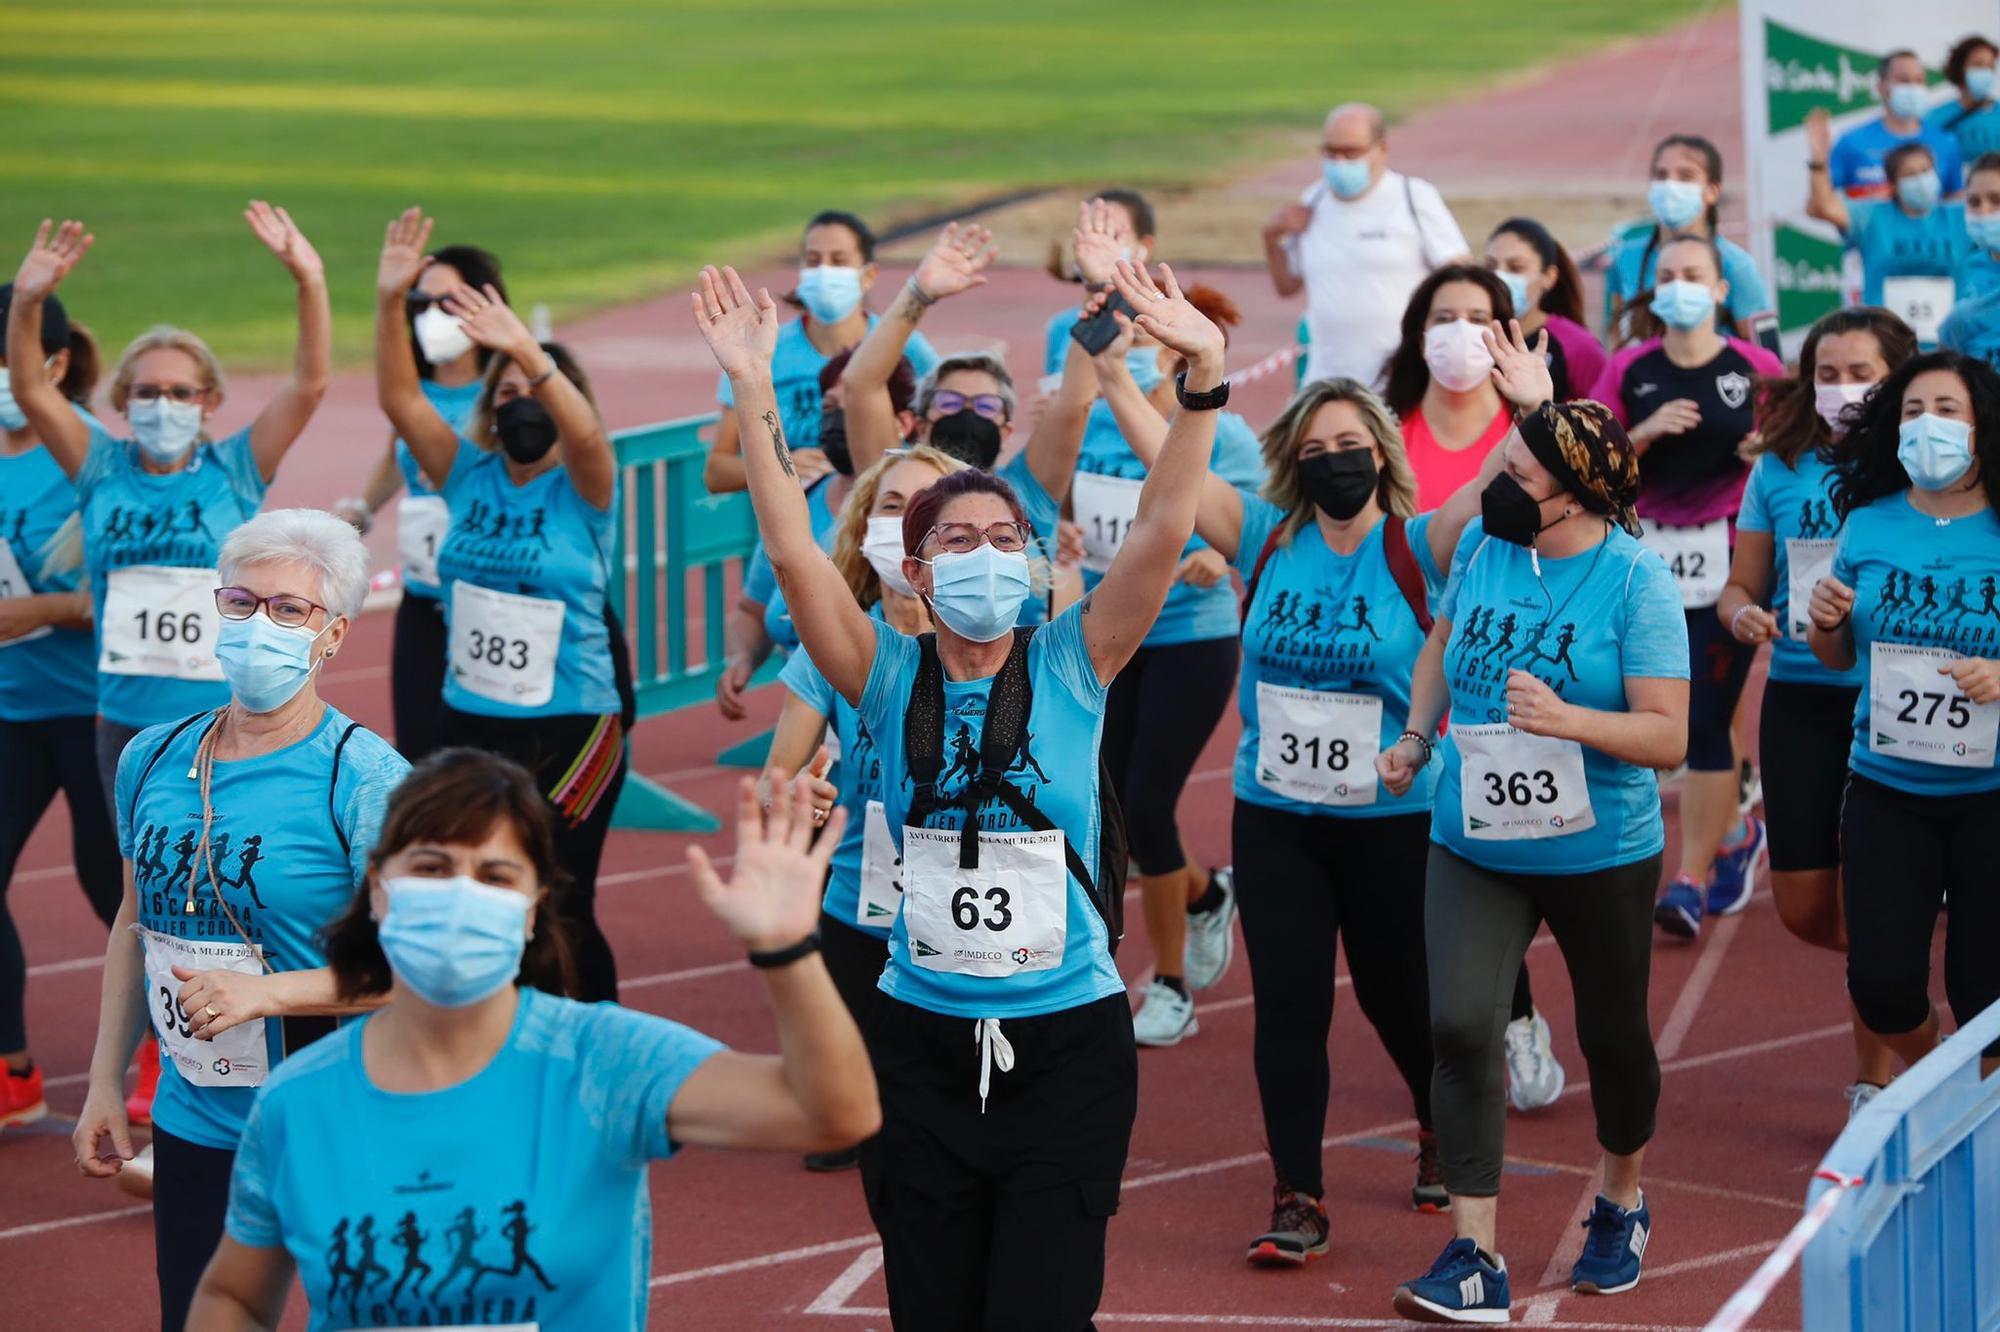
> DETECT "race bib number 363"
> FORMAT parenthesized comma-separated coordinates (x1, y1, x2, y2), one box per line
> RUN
(900, 826, 1067, 977)
(1868, 643, 1999, 769)
(1455, 723, 1595, 841)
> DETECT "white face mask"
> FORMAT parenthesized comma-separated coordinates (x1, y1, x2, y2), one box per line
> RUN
(862, 515, 915, 596)
(129, 397, 204, 463)
(1423, 320, 1495, 393)
(414, 305, 474, 366)
(1813, 382, 1872, 435)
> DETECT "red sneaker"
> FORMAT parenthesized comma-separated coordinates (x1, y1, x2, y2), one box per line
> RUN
(126, 1040, 160, 1127)
(1, 1062, 47, 1130)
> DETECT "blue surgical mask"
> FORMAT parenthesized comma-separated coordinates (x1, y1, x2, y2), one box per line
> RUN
(1652, 279, 1716, 331)
(922, 543, 1032, 643)
(214, 611, 330, 713)
(1648, 179, 1705, 229)
(1897, 413, 1976, 490)
(129, 397, 203, 464)
(1887, 82, 1927, 121)
(1969, 66, 1998, 101)
(1895, 169, 1942, 214)
(1125, 345, 1165, 392)
(1971, 211, 2000, 253)
(1322, 157, 1372, 200)
(796, 265, 863, 324)
(1495, 269, 1533, 317)
(378, 876, 530, 1008)
(0, 370, 25, 431)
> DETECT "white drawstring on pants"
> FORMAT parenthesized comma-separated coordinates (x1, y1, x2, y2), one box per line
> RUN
(974, 1018, 1014, 1113)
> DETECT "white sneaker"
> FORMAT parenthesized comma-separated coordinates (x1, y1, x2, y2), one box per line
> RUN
(1183, 867, 1237, 991)
(1505, 1011, 1566, 1112)
(1132, 980, 1197, 1047)
(1844, 1082, 1883, 1122)
(116, 1141, 155, 1201)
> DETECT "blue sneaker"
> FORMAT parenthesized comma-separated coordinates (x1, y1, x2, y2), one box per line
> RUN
(1705, 815, 1767, 917)
(1653, 877, 1704, 939)
(1570, 1192, 1650, 1294)
(1393, 1237, 1510, 1323)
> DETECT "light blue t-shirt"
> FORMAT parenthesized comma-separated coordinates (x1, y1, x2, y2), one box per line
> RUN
(1232, 502, 1445, 817)
(749, 476, 843, 650)
(1831, 492, 2000, 796)
(1601, 225, 1772, 330)
(225, 988, 721, 1332)
(1829, 118, 1967, 198)
(393, 377, 486, 600)
(859, 606, 1124, 1019)
(1433, 521, 1689, 874)
(716, 317, 939, 456)
(1940, 288, 2000, 368)
(1846, 201, 1970, 318)
(1927, 98, 2000, 165)
(78, 422, 268, 729)
(0, 442, 96, 720)
(1737, 450, 1865, 688)
(1076, 404, 1267, 646)
(1957, 246, 2000, 301)
(436, 441, 618, 718)
(781, 615, 893, 939)
(115, 706, 407, 1150)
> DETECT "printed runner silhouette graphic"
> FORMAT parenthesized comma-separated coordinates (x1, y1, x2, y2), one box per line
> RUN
(1264, 590, 1297, 628)
(227, 834, 267, 906)
(1527, 622, 1582, 681)
(1916, 575, 1940, 617)
(1335, 594, 1383, 642)
(1012, 730, 1052, 784)
(470, 1200, 557, 1294)
(941, 726, 982, 788)
(324, 1218, 356, 1311)
(345, 1214, 392, 1312)
(390, 1211, 432, 1302)
(1480, 612, 1520, 663)
(1454, 607, 1492, 662)
(431, 1207, 486, 1303)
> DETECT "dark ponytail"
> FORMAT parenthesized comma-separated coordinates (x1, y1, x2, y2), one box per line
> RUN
(1488, 217, 1586, 325)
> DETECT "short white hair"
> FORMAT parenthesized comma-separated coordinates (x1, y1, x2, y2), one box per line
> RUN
(218, 508, 370, 619)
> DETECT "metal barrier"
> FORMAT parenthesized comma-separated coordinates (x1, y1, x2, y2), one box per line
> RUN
(606, 412, 777, 832)
(1794, 1001, 2000, 1330)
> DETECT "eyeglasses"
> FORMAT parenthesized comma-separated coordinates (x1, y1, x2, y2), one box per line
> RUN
(923, 521, 1030, 555)
(130, 384, 205, 405)
(213, 587, 329, 629)
(930, 391, 1007, 422)
(405, 291, 450, 312)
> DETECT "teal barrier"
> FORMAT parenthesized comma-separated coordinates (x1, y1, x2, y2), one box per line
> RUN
(1295, 315, 1310, 389)
(606, 413, 777, 833)
(1800, 1000, 2000, 1330)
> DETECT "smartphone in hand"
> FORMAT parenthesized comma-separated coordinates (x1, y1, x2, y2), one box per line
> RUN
(1070, 291, 1136, 356)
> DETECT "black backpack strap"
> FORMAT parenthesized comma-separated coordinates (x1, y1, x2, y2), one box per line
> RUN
(127, 711, 217, 835)
(1946, 100, 1988, 132)
(1239, 526, 1285, 627)
(902, 633, 948, 830)
(327, 721, 364, 862)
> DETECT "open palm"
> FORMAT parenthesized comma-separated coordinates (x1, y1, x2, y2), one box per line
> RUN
(1073, 198, 1128, 287)
(245, 200, 323, 284)
(1482, 320, 1553, 410)
(1107, 260, 1223, 364)
(441, 283, 531, 353)
(378, 207, 435, 297)
(689, 777, 844, 952)
(14, 220, 93, 300)
(691, 265, 780, 381)
(912, 222, 996, 300)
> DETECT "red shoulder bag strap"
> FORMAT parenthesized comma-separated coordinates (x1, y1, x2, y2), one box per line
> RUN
(1381, 514, 1434, 636)
(1239, 527, 1285, 627)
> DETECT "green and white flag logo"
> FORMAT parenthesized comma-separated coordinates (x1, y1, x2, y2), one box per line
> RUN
(1774, 223, 1845, 329)
(1763, 19, 1943, 133)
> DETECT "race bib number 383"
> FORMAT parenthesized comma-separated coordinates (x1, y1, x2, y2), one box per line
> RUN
(1455, 723, 1595, 841)
(900, 825, 1067, 977)
(449, 581, 565, 708)
(1869, 643, 1999, 769)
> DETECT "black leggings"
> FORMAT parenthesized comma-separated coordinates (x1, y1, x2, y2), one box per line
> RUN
(1685, 605, 1756, 771)
(1101, 636, 1239, 875)
(1841, 775, 2000, 1054)
(820, 911, 889, 1030)
(1759, 680, 1858, 873)
(1425, 845, 1662, 1196)
(437, 707, 628, 1002)
(389, 593, 448, 762)
(153, 1126, 235, 1332)
(0, 715, 123, 1053)
(1233, 801, 1434, 1197)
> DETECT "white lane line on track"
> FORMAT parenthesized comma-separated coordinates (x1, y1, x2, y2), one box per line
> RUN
(0, 1203, 151, 1241)
(803, 1246, 884, 1313)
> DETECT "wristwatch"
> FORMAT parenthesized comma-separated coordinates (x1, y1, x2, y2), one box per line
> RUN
(1174, 372, 1230, 411)
(747, 931, 822, 969)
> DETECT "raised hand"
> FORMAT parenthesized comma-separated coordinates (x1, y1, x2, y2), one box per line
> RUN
(691, 265, 780, 383)
(911, 222, 996, 302)
(378, 207, 435, 298)
(1073, 198, 1128, 287)
(1805, 107, 1833, 164)
(1808, 574, 1855, 633)
(245, 200, 323, 285)
(1081, 289, 1138, 371)
(690, 775, 846, 952)
(1482, 320, 1553, 411)
(1107, 260, 1224, 367)
(440, 283, 533, 356)
(14, 220, 94, 301)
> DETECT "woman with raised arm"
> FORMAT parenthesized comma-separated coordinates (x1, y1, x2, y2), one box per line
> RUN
(1807, 350, 2000, 1083)
(186, 752, 878, 1332)
(695, 256, 1223, 1329)
(1376, 402, 1688, 1322)
(374, 208, 625, 1003)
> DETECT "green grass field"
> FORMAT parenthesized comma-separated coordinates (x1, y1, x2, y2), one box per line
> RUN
(5, 0, 1709, 366)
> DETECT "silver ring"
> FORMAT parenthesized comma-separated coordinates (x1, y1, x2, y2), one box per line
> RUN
(813, 807, 829, 824)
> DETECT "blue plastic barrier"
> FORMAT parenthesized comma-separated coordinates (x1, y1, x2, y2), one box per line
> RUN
(1802, 1000, 2000, 1330)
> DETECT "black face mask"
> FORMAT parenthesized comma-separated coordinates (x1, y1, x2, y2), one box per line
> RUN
(1479, 472, 1562, 547)
(816, 406, 854, 476)
(927, 409, 1003, 469)
(1297, 450, 1378, 521)
(496, 397, 559, 465)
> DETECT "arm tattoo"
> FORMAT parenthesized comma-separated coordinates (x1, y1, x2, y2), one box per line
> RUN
(897, 278, 936, 321)
(761, 410, 796, 479)
(1079, 592, 1094, 616)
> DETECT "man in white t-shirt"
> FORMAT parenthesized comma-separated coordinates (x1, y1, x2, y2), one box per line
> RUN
(1262, 103, 1468, 387)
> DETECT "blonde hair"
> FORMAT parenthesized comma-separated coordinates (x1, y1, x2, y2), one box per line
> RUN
(1259, 378, 1419, 545)
(829, 445, 968, 605)
(108, 325, 225, 414)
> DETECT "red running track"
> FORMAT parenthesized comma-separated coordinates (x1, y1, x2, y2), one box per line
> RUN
(1, 608, 1885, 1330)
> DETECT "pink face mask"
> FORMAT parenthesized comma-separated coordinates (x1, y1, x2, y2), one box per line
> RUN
(1423, 320, 1495, 393)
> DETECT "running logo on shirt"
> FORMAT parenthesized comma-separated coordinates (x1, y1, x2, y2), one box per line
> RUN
(1449, 602, 1584, 722)
(99, 499, 217, 565)
(1869, 567, 2000, 642)
(1794, 499, 1840, 540)
(1715, 371, 1751, 409)
(323, 1200, 555, 1326)
(132, 820, 274, 940)
(1255, 588, 1387, 676)
(449, 498, 555, 578)
(905, 698, 1054, 832)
